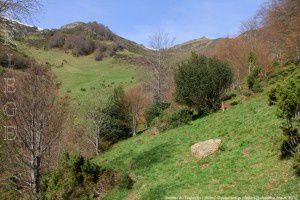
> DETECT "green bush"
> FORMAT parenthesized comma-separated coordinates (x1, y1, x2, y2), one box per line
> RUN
(230, 101, 239, 106)
(164, 108, 192, 130)
(247, 66, 263, 93)
(275, 77, 300, 158)
(174, 53, 233, 113)
(41, 152, 133, 199)
(252, 81, 263, 93)
(0, 66, 5, 75)
(153, 107, 193, 132)
(277, 78, 300, 122)
(294, 149, 300, 176)
(242, 90, 252, 97)
(273, 61, 281, 69)
(86, 86, 131, 153)
(98, 86, 132, 144)
(41, 152, 102, 199)
(268, 87, 278, 106)
(221, 92, 237, 101)
(145, 101, 170, 126)
(266, 65, 299, 83)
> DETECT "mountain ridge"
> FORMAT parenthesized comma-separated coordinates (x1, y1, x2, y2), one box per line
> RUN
(1, 17, 225, 53)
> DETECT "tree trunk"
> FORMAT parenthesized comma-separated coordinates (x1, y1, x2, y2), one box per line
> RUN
(95, 126, 100, 155)
(132, 112, 138, 136)
(248, 64, 251, 74)
(31, 155, 41, 199)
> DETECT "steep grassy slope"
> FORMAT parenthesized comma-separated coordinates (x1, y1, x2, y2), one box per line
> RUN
(171, 37, 217, 52)
(95, 94, 299, 199)
(168, 37, 223, 65)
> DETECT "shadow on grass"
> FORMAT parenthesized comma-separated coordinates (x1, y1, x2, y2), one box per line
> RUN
(142, 183, 168, 200)
(130, 143, 174, 170)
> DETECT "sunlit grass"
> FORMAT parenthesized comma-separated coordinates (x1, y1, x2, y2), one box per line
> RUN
(96, 94, 299, 199)
(19, 45, 137, 115)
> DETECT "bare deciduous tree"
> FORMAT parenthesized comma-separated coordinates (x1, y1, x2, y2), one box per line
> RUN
(85, 97, 108, 155)
(0, 0, 41, 22)
(260, 0, 300, 62)
(206, 37, 249, 83)
(124, 85, 150, 136)
(145, 31, 175, 102)
(0, 64, 68, 198)
(240, 16, 263, 53)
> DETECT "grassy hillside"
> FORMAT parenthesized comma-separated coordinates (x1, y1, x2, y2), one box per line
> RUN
(171, 37, 216, 52)
(95, 93, 299, 199)
(19, 45, 138, 108)
(168, 37, 223, 65)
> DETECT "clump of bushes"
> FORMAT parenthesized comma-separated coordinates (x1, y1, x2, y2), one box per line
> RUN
(174, 53, 233, 114)
(108, 49, 116, 57)
(95, 87, 132, 145)
(270, 75, 300, 176)
(41, 152, 133, 199)
(73, 38, 95, 56)
(242, 90, 252, 97)
(44, 22, 126, 58)
(93, 43, 122, 60)
(268, 87, 278, 106)
(221, 92, 237, 101)
(247, 66, 263, 93)
(152, 107, 193, 132)
(63, 34, 95, 56)
(0, 44, 32, 69)
(88, 22, 115, 40)
(48, 32, 65, 48)
(45, 22, 124, 60)
(294, 150, 300, 176)
(95, 42, 108, 52)
(145, 101, 170, 126)
(267, 64, 299, 85)
(230, 101, 239, 106)
(273, 61, 281, 70)
(275, 77, 300, 159)
(94, 49, 104, 61)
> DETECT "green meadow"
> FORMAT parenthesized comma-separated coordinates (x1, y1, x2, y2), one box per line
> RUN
(95, 94, 299, 199)
(20, 45, 137, 108)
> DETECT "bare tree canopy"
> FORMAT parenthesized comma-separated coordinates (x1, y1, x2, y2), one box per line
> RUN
(259, 0, 300, 61)
(85, 95, 108, 155)
(149, 31, 175, 50)
(144, 31, 175, 102)
(0, 0, 41, 21)
(0, 64, 69, 198)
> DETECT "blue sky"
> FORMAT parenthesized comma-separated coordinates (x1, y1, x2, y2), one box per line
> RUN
(34, 0, 265, 46)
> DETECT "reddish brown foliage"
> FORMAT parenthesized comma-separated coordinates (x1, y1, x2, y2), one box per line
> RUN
(261, 0, 300, 62)
(124, 85, 150, 135)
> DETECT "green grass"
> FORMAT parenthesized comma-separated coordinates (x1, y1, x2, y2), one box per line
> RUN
(95, 94, 299, 199)
(19, 45, 137, 113)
